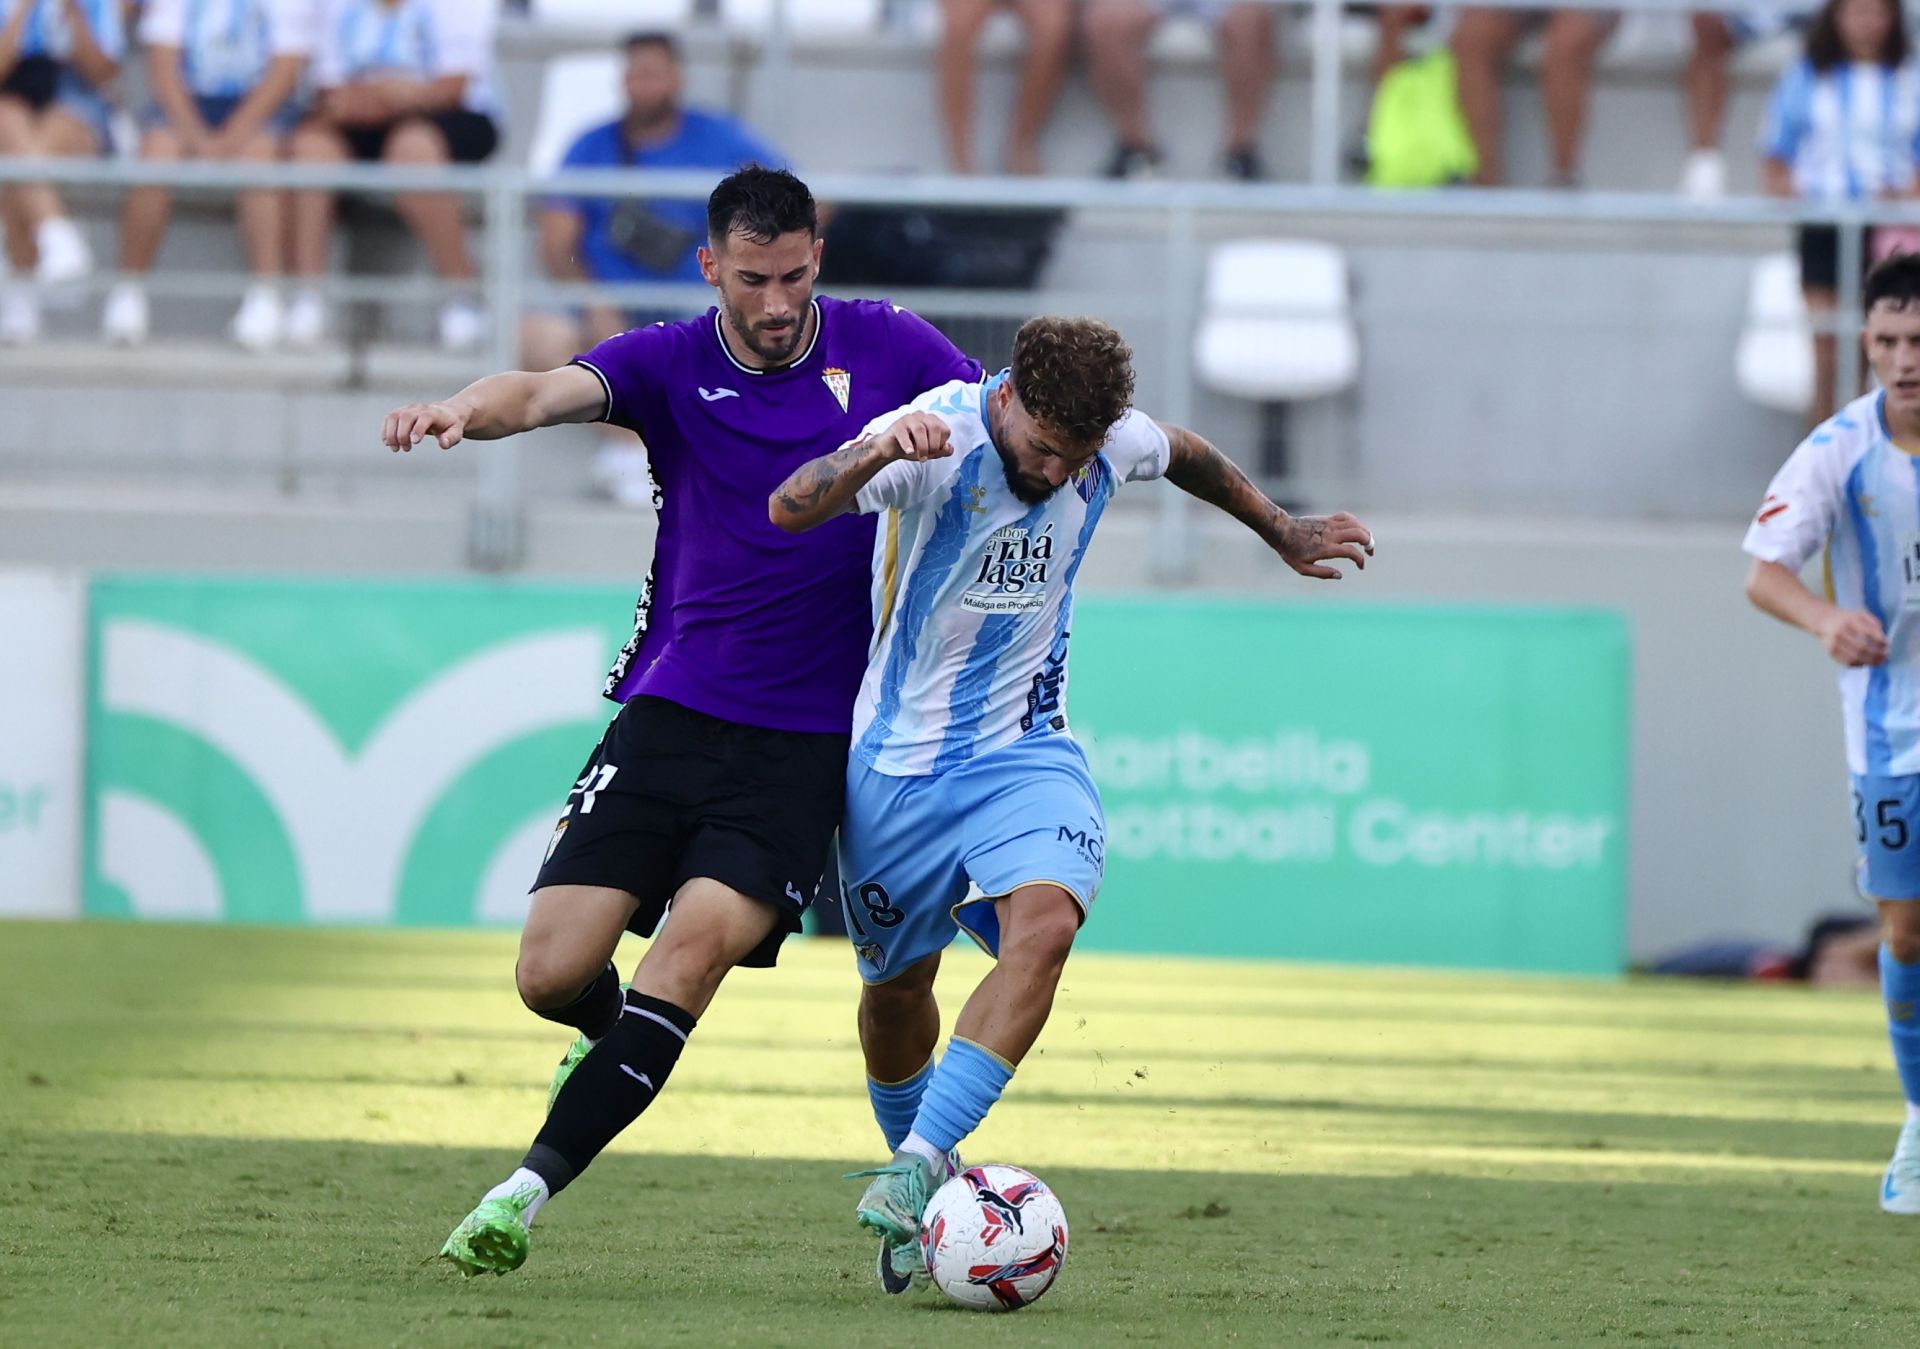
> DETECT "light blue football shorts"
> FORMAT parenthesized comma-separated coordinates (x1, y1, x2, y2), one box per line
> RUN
(835, 733, 1106, 984)
(1852, 773, 1920, 901)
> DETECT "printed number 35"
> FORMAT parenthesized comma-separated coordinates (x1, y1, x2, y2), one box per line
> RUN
(1856, 792, 1910, 850)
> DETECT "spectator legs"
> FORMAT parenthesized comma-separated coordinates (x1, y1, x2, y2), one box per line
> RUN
(1685, 13, 1733, 155)
(1539, 11, 1607, 187)
(1217, 1, 1276, 164)
(936, 0, 998, 174)
(1082, 0, 1161, 159)
(119, 128, 183, 275)
(385, 118, 476, 283)
(229, 132, 288, 281)
(1449, 8, 1521, 186)
(1007, 0, 1073, 176)
(0, 99, 96, 270)
(1805, 286, 1839, 427)
(289, 120, 347, 284)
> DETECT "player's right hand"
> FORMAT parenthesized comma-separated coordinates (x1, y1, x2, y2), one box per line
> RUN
(383, 401, 469, 452)
(878, 411, 953, 463)
(1820, 609, 1889, 667)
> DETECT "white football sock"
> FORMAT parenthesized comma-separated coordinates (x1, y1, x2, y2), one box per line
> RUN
(483, 1167, 551, 1226)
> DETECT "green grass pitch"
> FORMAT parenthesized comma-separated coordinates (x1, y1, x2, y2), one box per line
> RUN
(1, 921, 1916, 1346)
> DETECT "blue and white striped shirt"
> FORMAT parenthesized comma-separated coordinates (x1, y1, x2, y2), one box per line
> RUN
(1, 0, 124, 66)
(1745, 389, 1920, 775)
(1761, 57, 1920, 202)
(139, 0, 315, 99)
(311, 0, 497, 118)
(849, 374, 1171, 777)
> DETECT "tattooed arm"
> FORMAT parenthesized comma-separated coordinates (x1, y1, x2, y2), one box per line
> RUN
(769, 410, 954, 532)
(1159, 421, 1374, 580)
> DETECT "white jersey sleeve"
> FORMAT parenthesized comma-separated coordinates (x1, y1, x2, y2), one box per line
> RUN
(267, 0, 319, 57)
(1741, 431, 1849, 571)
(137, 0, 186, 46)
(1103, 409, 1172, 484)
(426, 0, 494, 79)
(310, 0, 347, 87)
(851, 380, 975, 514)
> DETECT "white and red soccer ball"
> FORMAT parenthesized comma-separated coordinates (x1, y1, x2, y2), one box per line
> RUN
(918, 1164, 1069, 1312)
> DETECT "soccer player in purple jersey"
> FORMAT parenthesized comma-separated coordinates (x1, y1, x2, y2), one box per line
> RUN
(379, 166, 982, 1276)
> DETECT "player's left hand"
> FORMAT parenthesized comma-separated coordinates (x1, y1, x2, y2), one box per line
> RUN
(1272, 512, 1374, 580)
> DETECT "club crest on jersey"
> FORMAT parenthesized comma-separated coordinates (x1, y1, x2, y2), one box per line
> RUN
(1072, 457, 1107, 504)
(822, 367, 852, 413)
(964, 521, 1054, 613)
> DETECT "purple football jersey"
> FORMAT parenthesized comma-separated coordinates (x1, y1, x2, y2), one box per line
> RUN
(576, 296, 981, 734)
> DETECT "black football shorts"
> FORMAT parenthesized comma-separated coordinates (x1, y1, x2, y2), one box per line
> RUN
(532, 695, 848, 968)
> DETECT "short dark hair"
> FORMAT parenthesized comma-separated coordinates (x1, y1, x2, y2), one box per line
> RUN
(1866, 250, 1920, 312)
(623, 30, 681, 63)
(1806, 0, 1907, 71)
(706, 166, 818, 246)
(1010, 317, 1135, 449)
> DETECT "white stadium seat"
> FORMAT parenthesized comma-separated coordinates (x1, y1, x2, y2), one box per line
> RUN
(720, 0, 884, 40)
(1193, 239, 1360, 402)
(528, 52, 627, 179)
(1735, 251, 1815, 417)
(531, 0, 695, 27)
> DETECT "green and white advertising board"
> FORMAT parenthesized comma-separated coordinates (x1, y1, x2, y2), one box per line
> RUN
(83, 578, 1628, 973)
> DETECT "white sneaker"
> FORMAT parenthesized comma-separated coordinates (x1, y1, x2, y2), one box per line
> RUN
(101, 280, 149, 346)
(438, 298, 487, 353)
(1680, 149, 1728, 203)
(0, 284, 41, 345)
(282, 288, 326, 348)
(1882, 1120, 1920, 1214)
(230, 283, 283, 352)
(592, 443, 656, 509)
(34, 217, 92, 285)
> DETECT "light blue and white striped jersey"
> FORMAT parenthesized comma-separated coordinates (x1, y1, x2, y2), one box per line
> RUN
(311, 0, 497, 118)
(849, 372, 1171, 777)
(139, 0, 315, 99)
(1745, 389, 1920, 775)
(2, 0, 124, 65)
(1760, 57, 1920, 202)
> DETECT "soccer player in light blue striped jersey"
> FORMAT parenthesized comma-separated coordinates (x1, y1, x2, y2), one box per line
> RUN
(1745, 251, 1920, 1215)
(770, 316, 1375, 1290)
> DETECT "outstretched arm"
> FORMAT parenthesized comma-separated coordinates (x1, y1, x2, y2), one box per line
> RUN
(1159, 421, 1373, 580)
(382, 365, 608, 451)
(769, 411, 952, 532)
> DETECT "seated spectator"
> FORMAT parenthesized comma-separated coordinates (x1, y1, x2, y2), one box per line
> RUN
(102, 0, 314, 350)
(1680, 10, 1797, 200)
(523, 31, 779, 506)
(1762, 0, 1919, 423)
(935, 0, 1072, 175)
(287, 0, 500, 352)
(1449, 8, 1617, 187)
(0, 0, 123, 344)
(1081, 0, 1277, 181)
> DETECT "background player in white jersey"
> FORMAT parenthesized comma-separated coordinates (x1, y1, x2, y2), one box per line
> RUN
(1744, 251, 1920, 1215)
(770, 316, 1374, 1290)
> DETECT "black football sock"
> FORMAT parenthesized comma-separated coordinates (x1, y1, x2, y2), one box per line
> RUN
(521, 990, 697, 1195)
(528, 961, 623, 1041)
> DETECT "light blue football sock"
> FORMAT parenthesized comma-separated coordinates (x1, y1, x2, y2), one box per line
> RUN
(867, 1058, 935, 1152)
(905, 1037, 1014, 1155)
(1881, 944, 1920, 1108)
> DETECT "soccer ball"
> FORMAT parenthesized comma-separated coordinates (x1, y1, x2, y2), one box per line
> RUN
(918, 1164, 1069, 1312)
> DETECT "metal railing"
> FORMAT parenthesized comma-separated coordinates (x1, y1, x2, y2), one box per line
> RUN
(0, 152, 1904, 572)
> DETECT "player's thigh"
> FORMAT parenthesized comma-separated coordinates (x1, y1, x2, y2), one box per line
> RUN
(516, 883, 641, 1007)
(1853, 773, 1920, 904)
(674, 715, 851, 971)
(953, 737, 1104, 958)
(837, 759, 970, 984)
(990, 883, 1085, 969)
(630, 876, 783, 1016)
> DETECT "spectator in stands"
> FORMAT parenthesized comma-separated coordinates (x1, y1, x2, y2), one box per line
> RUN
(936, 0, 1072, 175)
(287, 0, 500, 352)
(1081, 0, 1276, 181)
(1450, 8, 1617, 187)
(523, 31, 780, 506)
(1681, 14, 1737, 199)
(0, 0, 123, 344)
(101, 0, 313, 350)
(1762, 0, 1919, 421)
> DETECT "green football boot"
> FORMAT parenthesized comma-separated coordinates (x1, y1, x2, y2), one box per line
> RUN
(847, 1147, 956, 1294)
(437, 1186, 540, 1277)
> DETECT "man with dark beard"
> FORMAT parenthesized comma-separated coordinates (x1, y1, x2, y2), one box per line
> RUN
(383, 166, 981, 1276)
(525, 31, 783, 503)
